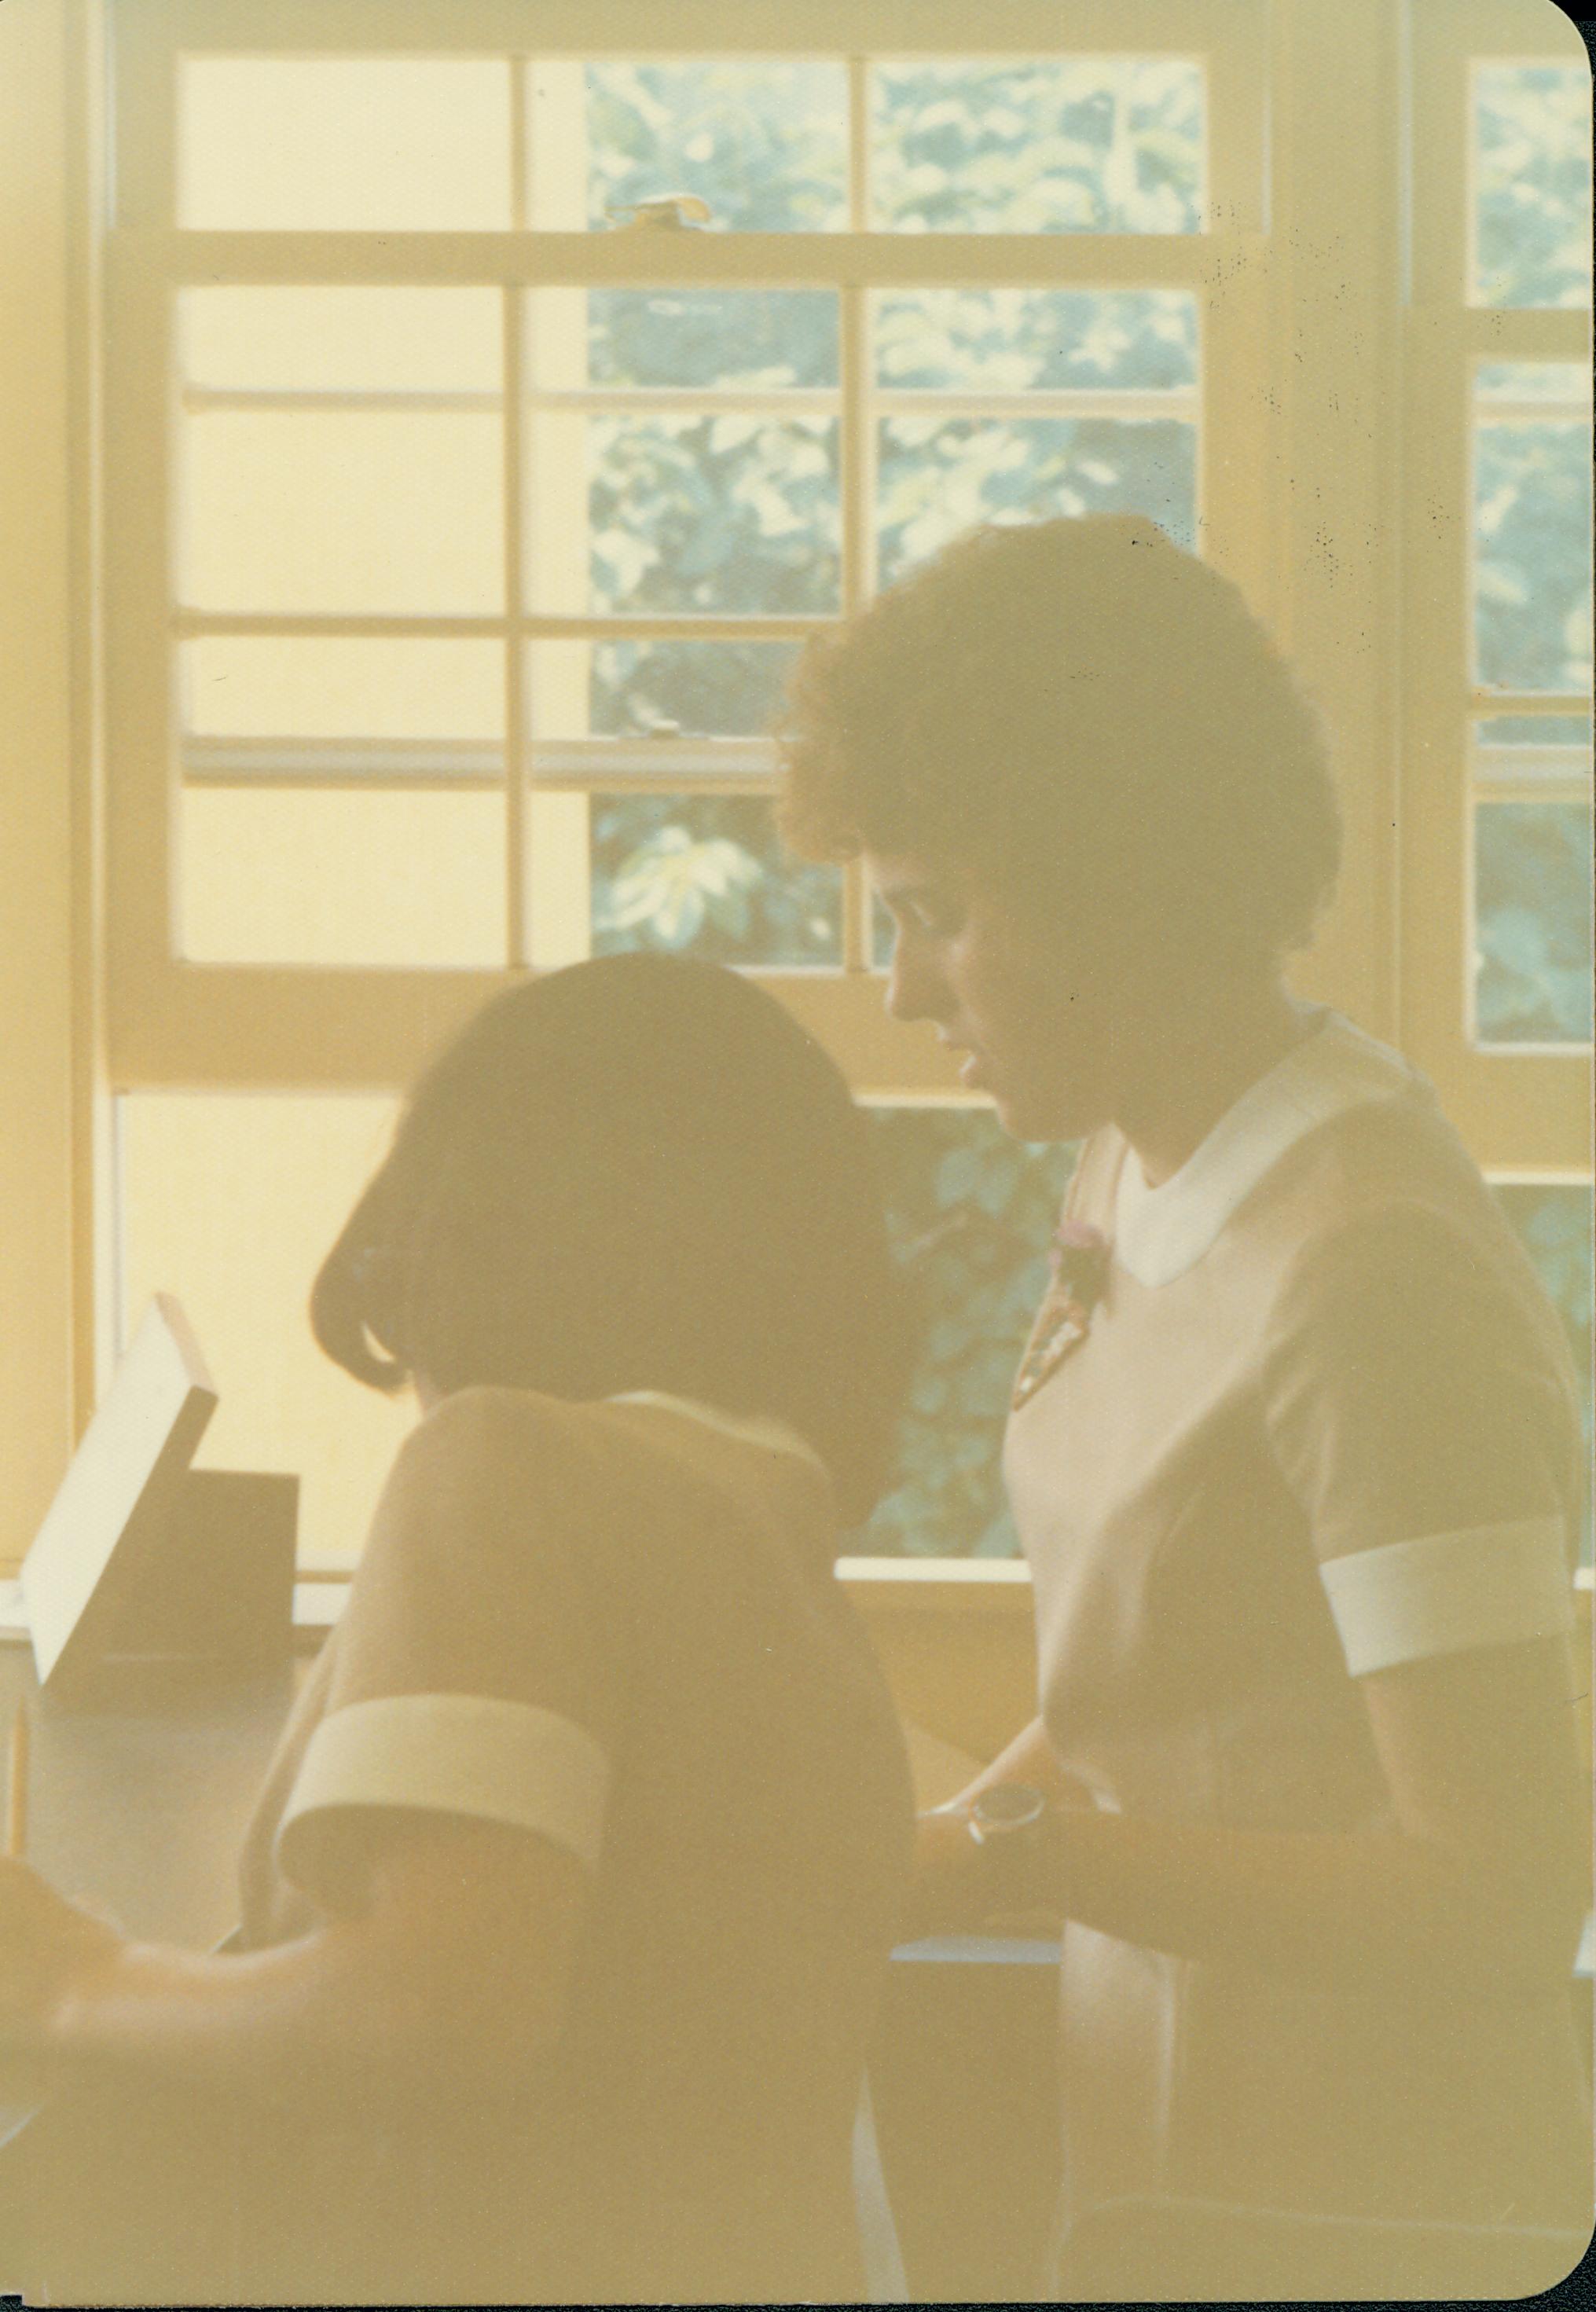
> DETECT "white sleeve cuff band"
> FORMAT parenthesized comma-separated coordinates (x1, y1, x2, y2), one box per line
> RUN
(276, 1692, 611, 1877)
(1319, 1515, 1574, 1677)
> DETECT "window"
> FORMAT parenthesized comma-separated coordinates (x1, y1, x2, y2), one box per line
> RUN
(94, 0, 1590, 1571)
(1401, 0, 1594, 1555)
(1403, 1, 1592, 1163)
(104, 0, 1267, 1564)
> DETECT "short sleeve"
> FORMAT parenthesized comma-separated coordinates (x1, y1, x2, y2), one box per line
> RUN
(1260, 1205, 1579, 1677)
(276, 1388, 625, 1903)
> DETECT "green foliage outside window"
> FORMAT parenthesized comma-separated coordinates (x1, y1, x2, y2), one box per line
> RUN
(592, 795, 840, 964)
(1474, 66, 1591, 310)
(576, 73, 1202, 960)
(578, 61, 1592, 1559)
(1495, 1183, 1595, 1566)
(857, 1112, 1077, 1555)
(586, 62, 849, 233)
(1474, 804, 1594, 1046)
(869, 59, 1203, 235)
(1474, 392, 1593, 695)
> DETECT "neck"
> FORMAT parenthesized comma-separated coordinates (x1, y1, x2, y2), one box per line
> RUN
(1115, 978, 1310, 1188)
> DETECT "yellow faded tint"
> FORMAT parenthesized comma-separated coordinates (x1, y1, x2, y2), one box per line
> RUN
(181, 637, 505, 743)
(178, 56, 515, 230)
(179, 286, 504, 395)
(0, 0, 75, 1566)
(179, 409, 505, 615)
(117, 1094, 413, 1570)
(180, 788, 507, 967)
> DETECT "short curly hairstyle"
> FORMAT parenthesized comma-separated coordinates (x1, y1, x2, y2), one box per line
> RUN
(777, 516, 1341, 975)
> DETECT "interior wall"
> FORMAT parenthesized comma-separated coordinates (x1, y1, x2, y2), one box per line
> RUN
(0, 0, 79, 1567)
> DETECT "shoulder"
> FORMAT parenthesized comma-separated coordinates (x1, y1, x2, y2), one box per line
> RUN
(1253, 1073, 1538, 1327)
(369, 1387, 627, 1579)
(1260, 1188, 1561, 1401)
(1253, 1081, 1579, 1427)
(1257, 1176, 1582, 1508)
(380, 1388, 780, 1567)
(394, 1385, 606, 1485)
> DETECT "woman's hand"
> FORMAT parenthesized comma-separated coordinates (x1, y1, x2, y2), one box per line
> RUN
(0, 1818, 587, 2123)
(0, 1858, 126, 2068)
(899, 1717, 1092, 1941)
(898, 1804, 992, 1941)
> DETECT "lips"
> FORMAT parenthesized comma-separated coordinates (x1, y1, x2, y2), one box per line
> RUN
(937, 1030, 992, 1092)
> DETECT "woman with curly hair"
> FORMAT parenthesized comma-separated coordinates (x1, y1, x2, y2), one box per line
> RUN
(780, 514, 1590, 2295)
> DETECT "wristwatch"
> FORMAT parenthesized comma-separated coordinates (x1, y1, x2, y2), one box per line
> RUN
(965, 1782, 1058, 1914)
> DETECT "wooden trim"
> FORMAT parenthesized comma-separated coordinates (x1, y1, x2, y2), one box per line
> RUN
(119, 228, 1227, 289)
(138, 0, 1256, 57)
(838, 1558, 1033, 1613)
(103, 956, 974, 1094)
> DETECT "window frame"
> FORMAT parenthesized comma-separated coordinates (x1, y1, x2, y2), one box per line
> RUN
(1400, 0, 1593, 1170)
(105, 0, 1269, 1094)
(67, 0, 1590, 1598)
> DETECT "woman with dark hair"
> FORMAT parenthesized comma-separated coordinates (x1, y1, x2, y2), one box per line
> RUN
(0, 954, 915, 2305)
(780, 514, 1590, 2293)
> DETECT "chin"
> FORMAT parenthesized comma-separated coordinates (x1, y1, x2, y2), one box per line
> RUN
(987, 1054, 1112, 1144)
(990, 1087, 1082, 1147)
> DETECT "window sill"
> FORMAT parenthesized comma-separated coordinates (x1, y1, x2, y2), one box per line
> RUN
(2, 1556, 1583, 1648)
(284, 1558, 1040, 1631)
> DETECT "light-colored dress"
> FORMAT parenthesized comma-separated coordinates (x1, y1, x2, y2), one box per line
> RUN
(229, 1385, 912, 2305)
(1004, 1009, 1590, 2237)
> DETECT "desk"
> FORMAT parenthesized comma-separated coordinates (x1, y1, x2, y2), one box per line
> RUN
(0, 1645, 303, 1949)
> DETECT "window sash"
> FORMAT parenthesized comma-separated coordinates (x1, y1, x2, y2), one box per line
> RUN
(105, 0, 1269, 1091)
(1399, 0, 1593, 1169)
(104, 0, 1588, 1158)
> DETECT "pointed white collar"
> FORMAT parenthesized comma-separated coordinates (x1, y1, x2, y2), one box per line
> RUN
(1112, 1010, 1425, 1288)
(604, 1390, 828, 1477)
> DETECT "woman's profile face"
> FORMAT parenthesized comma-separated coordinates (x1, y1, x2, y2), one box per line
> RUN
(868, 848, 1125, 1145)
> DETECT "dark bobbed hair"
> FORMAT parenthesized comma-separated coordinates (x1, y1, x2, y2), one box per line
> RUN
(778, 515, 1341, 978)
(310, 954, 912, 1526)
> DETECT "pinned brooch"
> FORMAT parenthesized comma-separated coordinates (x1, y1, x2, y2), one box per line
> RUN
(1011, 1220, 1110, 1410)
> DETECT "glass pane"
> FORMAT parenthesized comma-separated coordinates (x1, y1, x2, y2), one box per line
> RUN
(585, 62, 848, 232)
(1473, 801, 1594, 1045)
(1474, 713, 1590, 749)
(1473, 64, 1593, 308)
(118, 1094, 409, 1573)
(590, 794, 839, 965)
(180, 638, 505, 748)
(178, 288, 501, 397)
(871, 58, 1204, 233)
(530, 638, 803, 737)
(180, 788, 506, 967)
(875, 288, 1198, 391)
(178, 57, 512, 229)
(1492, 1180, 1595, 1566)
(878, 416, 1197, 585)
(1473, 366, 1593, 693)
(1472, 714, 1592, 787)
(1477, 361, 1592, 406)
(584, 289, 838, 389)
(861, 1110, 1077, 1556)
(565, 414, 839, 614)
(180, 410, 503, 615)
